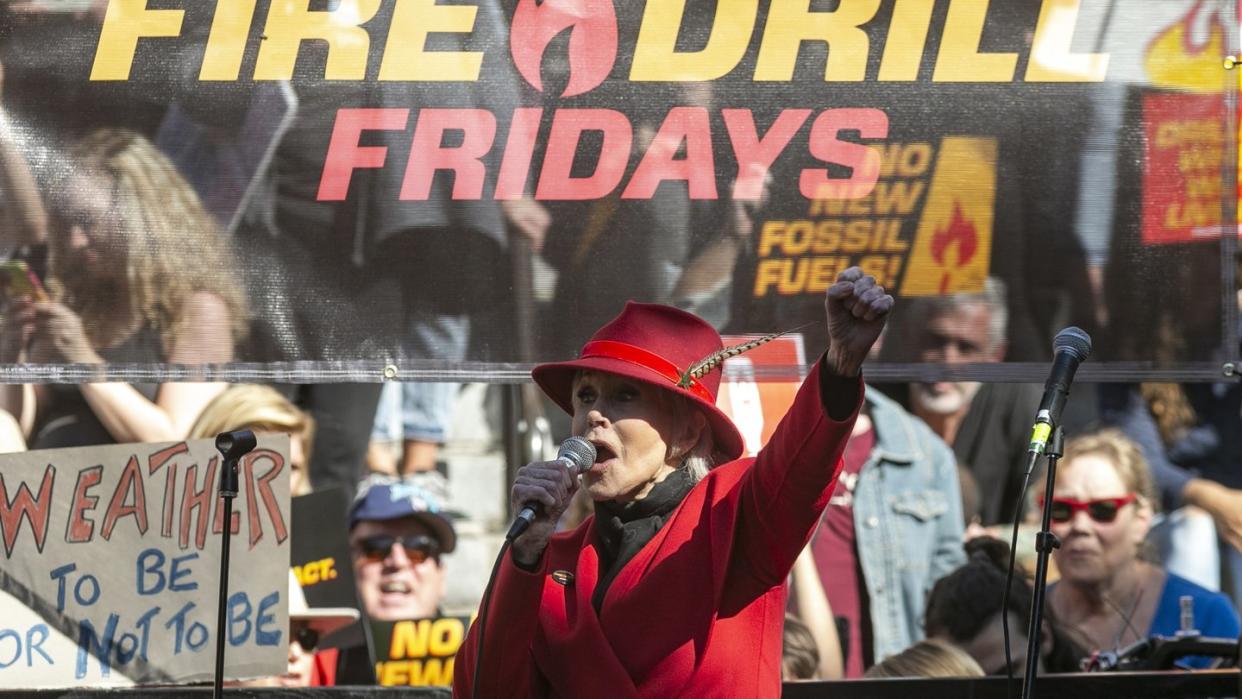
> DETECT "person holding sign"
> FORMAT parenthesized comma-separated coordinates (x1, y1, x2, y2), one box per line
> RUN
(454, 267, 892, 697)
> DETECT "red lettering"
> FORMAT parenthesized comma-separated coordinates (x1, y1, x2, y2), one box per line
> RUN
(0, 465, 55, 556)
(724, 108, 812, 199)
(400, 109, 497, 201)
(66, 465, 103, 544)
(244, 450, 289, 548)
(622, 107, 716, 199)
(101, 455, 149, 540)
(317, 108, 410, 201)
(180, 457, 218, 551)
(800, 108, 889, 199)
(495, 108, 543, 199)
(149, 442, 189, 538)
(536, 109, 632, 200)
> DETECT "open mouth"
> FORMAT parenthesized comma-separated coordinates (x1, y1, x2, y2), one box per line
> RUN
(380, 581, 411, 594)
(590, 442, 618, 465)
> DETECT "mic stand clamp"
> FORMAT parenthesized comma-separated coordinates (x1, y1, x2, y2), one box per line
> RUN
(212, 431, 258, 699)
(1023, 426, 1064, 699)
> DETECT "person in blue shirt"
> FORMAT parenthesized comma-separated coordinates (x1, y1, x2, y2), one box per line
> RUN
(1046, 430, 1240, 669)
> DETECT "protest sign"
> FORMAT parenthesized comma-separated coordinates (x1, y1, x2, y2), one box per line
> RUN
(0, 436, 290, 688)
(370, 615, 471, 688)
(716, 334, 807, 455)
(290, 488, 363, 649)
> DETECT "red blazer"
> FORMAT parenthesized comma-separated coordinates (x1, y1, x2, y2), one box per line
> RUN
(454, 363, 860, 697)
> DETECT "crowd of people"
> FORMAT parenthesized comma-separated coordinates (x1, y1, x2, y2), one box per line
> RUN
(0, 0, 1237, 693)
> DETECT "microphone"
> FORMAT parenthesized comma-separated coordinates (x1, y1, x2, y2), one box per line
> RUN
(1027, 327, 1092, 458)
(506, 436, 597, 542)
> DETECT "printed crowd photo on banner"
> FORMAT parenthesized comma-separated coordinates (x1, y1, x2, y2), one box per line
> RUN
(0, 0, 1232, 382)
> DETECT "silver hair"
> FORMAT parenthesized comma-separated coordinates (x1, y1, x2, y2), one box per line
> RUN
(911, 277, 1008, 354)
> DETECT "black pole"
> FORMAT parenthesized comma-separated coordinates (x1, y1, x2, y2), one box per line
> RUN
(212, 431, 258, 699)
(1022, 426, 1064, 699)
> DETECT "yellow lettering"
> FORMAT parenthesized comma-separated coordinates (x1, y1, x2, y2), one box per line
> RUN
(411, 658, 454, 686)
(391, 620, 430, 658)
(631, 0, 757, 80)
(200, 0, 257, 80)
(873, 181, 925, 215)
(807, 257, 843, 293)
(754, 259, 790, 295)
(755, 0, 880, 81)
(779, 258, 810, 294)
(878, 0, 934, 81)
(1025, 0, 1109, 82)
(784, 220, 814, 255)
(91, 0, 185, 80)
(254, 0, 381, 80)
(758, 221, 787, 256)
(897, 144, 932, 177)
(842, 220, 871, 252)
(933, 0, 1017, 82)
(380, 0, 482, 81)
(880, 220, 909, 251)
(378, 660, 408, 685)
(859, 254, 893, 285)
(812, 220, 843, 253)
(845, 193, 872, 216)
(427, 619, 464, 656)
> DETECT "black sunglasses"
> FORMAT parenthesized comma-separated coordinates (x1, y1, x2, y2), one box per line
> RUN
(354, 534, 441, 563)
(291, 623, 320, 652)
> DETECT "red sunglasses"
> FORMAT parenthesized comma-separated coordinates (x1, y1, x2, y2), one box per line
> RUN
(1039, 494, 1137, 524)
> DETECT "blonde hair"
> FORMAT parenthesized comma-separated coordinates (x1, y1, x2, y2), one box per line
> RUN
(189, 385, 314, 495)
(1061, 429, 1160, 514)
(48, 129, 249, 352)
(863, 639, 984, 679)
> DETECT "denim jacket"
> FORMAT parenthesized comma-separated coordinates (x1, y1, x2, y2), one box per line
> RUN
(853, 386, 966, 663)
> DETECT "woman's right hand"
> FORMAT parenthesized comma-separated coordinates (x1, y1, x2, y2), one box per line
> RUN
(0, 296, 36, 362)
(509, 459, 580, 567)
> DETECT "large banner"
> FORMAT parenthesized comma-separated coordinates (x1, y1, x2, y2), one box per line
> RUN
(0, 436, 290, 688)
(0, 0, 1234, 381)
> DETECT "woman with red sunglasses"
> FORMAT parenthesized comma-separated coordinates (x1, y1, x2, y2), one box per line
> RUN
(1047, 429, 1239, 668)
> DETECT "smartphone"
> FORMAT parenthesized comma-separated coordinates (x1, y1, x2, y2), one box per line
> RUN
(0, 260, 48, 302)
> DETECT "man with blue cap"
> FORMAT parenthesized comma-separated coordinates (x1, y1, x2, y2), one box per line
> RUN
(348, 474, 457, 621)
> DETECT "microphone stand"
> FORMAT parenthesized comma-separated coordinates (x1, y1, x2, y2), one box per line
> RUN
(1022, 426, 1064, 699)
(212, 431, 257, 699)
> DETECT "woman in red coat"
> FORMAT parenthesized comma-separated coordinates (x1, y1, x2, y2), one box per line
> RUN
(454, 267, 892, 697)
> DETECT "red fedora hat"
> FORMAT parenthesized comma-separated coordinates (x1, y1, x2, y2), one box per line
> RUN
(533, 302, 745, 461)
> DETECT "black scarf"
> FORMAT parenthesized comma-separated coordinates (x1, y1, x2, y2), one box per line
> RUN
(591, 467, 695, 612)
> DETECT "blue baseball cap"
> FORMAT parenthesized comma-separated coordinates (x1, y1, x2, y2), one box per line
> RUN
(349, 475, 457, 554)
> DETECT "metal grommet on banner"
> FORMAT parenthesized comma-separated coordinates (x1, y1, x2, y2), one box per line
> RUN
(1225, 56, 1238, 70)
(1223, 362, 1236, 378)
(383, 365, 399, 380)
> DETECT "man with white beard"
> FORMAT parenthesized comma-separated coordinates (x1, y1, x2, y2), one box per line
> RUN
(898, 279, 1044, 527)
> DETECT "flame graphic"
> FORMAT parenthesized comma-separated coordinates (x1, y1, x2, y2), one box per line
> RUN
(1144, 0, 1226, 93)
(510, 0, 617, 97)
(930, 202, 978, 293)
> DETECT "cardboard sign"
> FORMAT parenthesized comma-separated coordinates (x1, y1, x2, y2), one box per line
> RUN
(370, 616, 471, 687)
(0, 437, 291, 687)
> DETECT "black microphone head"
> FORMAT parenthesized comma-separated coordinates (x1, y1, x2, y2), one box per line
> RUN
(215, 429, 258, 460)
(558, 436, 597, 475)
(1053, 327, 1092, 362)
